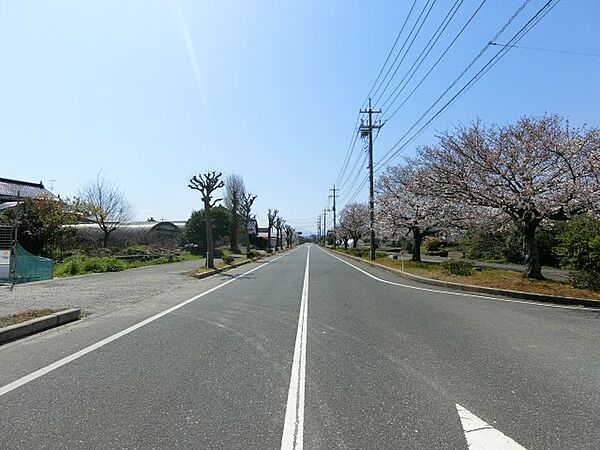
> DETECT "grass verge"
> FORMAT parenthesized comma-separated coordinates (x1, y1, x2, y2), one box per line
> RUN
(54, 253, 200, 277)
(336, 249, 600, 301)
(0, 308, 60, 327)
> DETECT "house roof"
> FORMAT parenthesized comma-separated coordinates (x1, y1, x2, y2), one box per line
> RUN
(0, 178, 54, 201)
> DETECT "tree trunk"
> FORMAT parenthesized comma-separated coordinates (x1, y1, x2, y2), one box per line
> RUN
(267, 226, 272, 250)
(352, 235, 358, 248)
(205, 201, 215, 269)
(411, 227, 422, 262)
(229, 204, 239, 252)
(522, 222, 543, 279)
(343, 238, 348, 249)
(102, 230, 109, 249)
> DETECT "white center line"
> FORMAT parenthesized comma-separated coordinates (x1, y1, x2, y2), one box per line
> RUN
(281, 245, 310, 450)
(0, 252, 292, 398)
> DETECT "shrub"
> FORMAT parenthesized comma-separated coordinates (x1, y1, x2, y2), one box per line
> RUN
(246, 250, 259, 259)
(441, 259, 473, 276)
(425, 238, 444, 252)
(222, 255, 235, 265)
(555, 217, 600, 289)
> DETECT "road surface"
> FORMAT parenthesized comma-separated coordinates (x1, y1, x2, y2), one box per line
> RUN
(1, 244, 599, 449)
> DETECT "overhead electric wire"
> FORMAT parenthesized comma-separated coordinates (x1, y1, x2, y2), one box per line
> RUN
(375, 0, 561, 172)
(378, 0, 464, 112)
(334, 114, 361, 186)
(372, 0, 439, 106)
(364, 0, 419, 106)
(382, 0, 488, 121)
(373, 0, 534, 171)
(490, 42, 600, 58)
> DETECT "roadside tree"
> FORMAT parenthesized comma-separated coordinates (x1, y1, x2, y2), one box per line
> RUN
(267, 209, 278, 251)
(189, 171, 224, 269)
(338, 202, 369, 248)
(376, 165, 471, 262)
(76, 173, 133, 249)
(239, 192, 257, 253)
(224, 175, 246, 252)
(416, 115, 600, 278)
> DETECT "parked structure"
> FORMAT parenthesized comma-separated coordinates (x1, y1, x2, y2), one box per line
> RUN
(70, 220, 186, 248)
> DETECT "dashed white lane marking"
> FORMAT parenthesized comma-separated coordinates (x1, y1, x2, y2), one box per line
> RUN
(323, 248, 597, 312)
(281, 246, 310, 450)
(456, 404, 526, 449)
(0, 251, 293, 398)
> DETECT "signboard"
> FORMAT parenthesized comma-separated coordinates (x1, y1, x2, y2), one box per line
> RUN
(247, 219, 258, 235)
(0, 249, 10, 280)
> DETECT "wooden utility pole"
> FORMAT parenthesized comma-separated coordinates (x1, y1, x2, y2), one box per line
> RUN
(359, 98, 382, 261)
(322, 208, 328, 246)
(330, 185, 338, 249)
(317, 215, 321, 244)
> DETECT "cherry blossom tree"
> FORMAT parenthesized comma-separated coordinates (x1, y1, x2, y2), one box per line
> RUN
(338, 202, 369, 248)
(376, 165, 470, 262)
(416, 115, 600, 278)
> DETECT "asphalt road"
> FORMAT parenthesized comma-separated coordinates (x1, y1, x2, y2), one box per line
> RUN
(1, 244, 599, 449)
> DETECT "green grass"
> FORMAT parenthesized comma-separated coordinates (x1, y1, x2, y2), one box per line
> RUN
(336, 248, 600, 301)
(53, 253, 200, 277)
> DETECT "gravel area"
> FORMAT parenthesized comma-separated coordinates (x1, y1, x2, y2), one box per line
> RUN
(0, 259, 206, 316)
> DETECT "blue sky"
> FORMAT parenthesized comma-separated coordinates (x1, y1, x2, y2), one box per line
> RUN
(1, 1, 599, 234)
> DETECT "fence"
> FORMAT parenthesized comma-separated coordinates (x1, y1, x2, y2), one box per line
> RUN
(11, 243, 53, 283)
(0, 226, 53, 284)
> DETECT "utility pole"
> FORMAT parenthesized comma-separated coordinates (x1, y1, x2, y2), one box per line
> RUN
(322, 209, 328, 246)
(359, 98, 383, 261)
(329, 185, 338, 249)
(317, 215, 321, 244)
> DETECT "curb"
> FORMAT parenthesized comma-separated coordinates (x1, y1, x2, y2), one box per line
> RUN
(191, 258, 255, 279)
(327, 248, 600, 309)
(190, 249, 293, 280)
(0, 308, 81, 345)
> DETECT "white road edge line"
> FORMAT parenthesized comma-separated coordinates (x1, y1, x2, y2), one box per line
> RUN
(281, 245, 310, 450)
(0, 251, 293, 398)
(322, 247, 596, 312)
(456, 403, 527, 449)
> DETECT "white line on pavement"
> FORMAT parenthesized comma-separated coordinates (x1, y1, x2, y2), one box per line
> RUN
(323, 248, 596, 312)
(456, 403, 526, 449)
(281, 245, 310, 450)
(0, 251, 293, 398)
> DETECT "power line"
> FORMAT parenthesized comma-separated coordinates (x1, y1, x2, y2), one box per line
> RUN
(364, 0, 419, 105)
(375, 0, 561, 172)
(378, 0, 465, 112)
(373, 0, 534, 171)
(372, 0, 439, 106)
(490, 42, 600, 58)
(382, 0, 488, 122)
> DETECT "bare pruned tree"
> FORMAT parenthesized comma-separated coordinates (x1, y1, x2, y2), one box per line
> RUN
(284, 224, 295, 248)
(189, 171, 224, 269)
(224, 174, 246, 252)
(275, 216, 285, 250)
(267, 209, 278, 251)
(77, 173, 132, 248)
(416, 115, 600, 278)
(240, 192, 257, 253)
